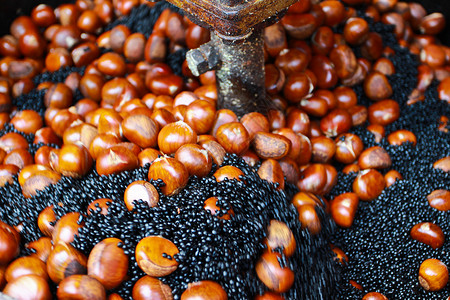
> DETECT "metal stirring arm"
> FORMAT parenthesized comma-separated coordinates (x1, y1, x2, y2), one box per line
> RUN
(155, 0, 297, 117)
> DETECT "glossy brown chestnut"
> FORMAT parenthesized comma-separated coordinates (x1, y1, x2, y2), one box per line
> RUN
(320, 108, 352, 137)
(184, 99, 216, 135)
(330, 192, 359, 228)
(387, 129, 417, 146)
(352, 169, 386, 201)
(52, 212, 84, 244)
(297, 164, 327, 195)
(57, 274, 106, 300)
(384, 169, 402, 187)
(174, 143, 212, 178)
(37, 205, 56, 237)
(132, 275, 173, 300)
(157, 121, 197, 155)
(410, 222, 445, 249)
(368, 99, 400, 126)
(297, 204, 321, 235)
(364, 71, 392, 101)
(418, 259, 448, 292)
(358, 146, 392, 170)
(329, 45, 358, 80)
(362, 292, 388, 300)
(213, 165, 244, 182)
(427, 189, 450, 211)
(255, 251, 294, 293)
(47, 241, 87, 284)
(286, 108, 310, 136)
(10, 110, 43, 134)
(334, 133, 363, 164)
(0, 222, 20, 265)
(122, 113, 159, 148)
(124, 180, 159, 210)
(204, 197, 234, 221)
(258, 159, 285, 190)
(96, 145, 139, 176)
(216, 122, 250, 155)
(87, 237, 128, 290)
(252, 132, 291, 160)
(148, 157, 188, 196)
(181, 280, 228, 300)
(58, 143, 93, 178)
(3, 274, 51, 300)
(265, 220, 296, 257)
(5, 255, 48, 282)
(311, 136, 336, 163)
(135, 236, 179, 277)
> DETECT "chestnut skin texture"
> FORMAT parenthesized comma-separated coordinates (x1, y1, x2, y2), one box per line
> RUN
(87, 237, 129, 290)
(181, 280, 228, 300)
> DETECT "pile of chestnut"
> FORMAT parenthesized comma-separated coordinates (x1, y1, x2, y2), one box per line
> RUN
(0, 0, 449, 299)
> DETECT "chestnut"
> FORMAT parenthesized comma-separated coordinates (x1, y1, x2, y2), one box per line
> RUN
(418, 259, 448, 291)
(252, 132, 291, 160)
(181, 280, 227, 300)
(124, 180, 159, 210)
(216, 122, 250, 155)
(158, 121, 197, 155)
(384, 169, 402, 187)
(58, 143, 93, 178)
(21, 168, 61, 198)
(387, 129, 417, 146)
(358, 146, 392, 170)
(87, 198, 113, 215)
(297, 164, 327, 195)
(0, 222, 20, 265)
(410, 222, 445, 249)
(362, 292, 388, 300)
(37, 205, 56, 237)
(47, 241, 87, 284)
(255, 251, 295, 293)
(203, 197, 234, 221)
(3, 274, 51, 300)
(184, 99, 216, 134)
(26, 236, 52, 263)
(148, 157, 189, 196)
(122, 113, 159, 148)
(258, 159, 285, 190)
(296, 204, 321, 235)
(133, 275, 173, 300)
(264, 220, 296, 257)
(213, 165, 244, 182)
(427, 189, 450, 211)
(352, 169, 385, 201)
(87, 237, 129, 290)
(330, 192, 359, 228)
(52, 212, 84, 244)
(5, 255, 48, 282)
(135, 236, 179, 277)
(320, 108, 352, 137)
(291, 192, 324, 209)
(334, 133, 363, 164)
(311, 136, 336, 163)
(96, 145, 139, 176)
(57, 274, 106, 300)
(433, 156, 450, 172)
(174, 143, 212, 178)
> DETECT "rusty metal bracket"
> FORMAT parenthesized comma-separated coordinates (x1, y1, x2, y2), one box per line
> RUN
(160, 0, 297, 117)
